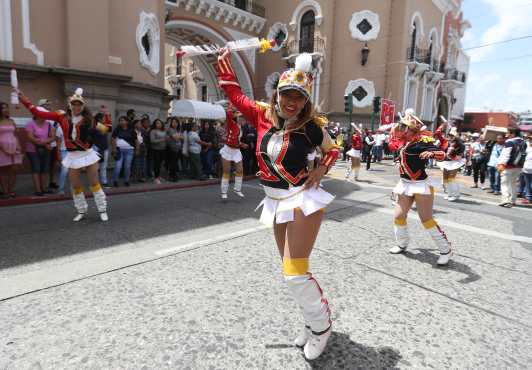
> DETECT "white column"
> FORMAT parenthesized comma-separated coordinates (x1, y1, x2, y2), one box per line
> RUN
(0, 0, 14, 61)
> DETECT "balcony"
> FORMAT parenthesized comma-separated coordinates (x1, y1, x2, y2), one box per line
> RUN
(443, 67, 466, 83)
(406, 47, 430, 65)
(166, 0, 266, 33)
(286, 36, 326, 56)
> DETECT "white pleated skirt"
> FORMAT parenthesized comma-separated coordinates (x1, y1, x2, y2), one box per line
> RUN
(257, 185, 335, 227)
(437, 159, 465, 171)
(220, 145, 243, 163)
(62, 149, 100, 169)
(393, 177, 438, 196)
(346, 148, 361, 158)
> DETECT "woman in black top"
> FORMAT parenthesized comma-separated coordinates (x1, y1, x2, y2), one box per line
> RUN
(199, 121, 216, 178)
(111, 116, 137, 187)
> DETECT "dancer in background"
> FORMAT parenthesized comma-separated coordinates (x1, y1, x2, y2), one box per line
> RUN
(437, 125, 465, 202)
(219, 104, 246, 200)
(388, 113, 453, 266)
(217, 49, 339, 360)
(345, 124, 362, 181)
(18, 88, 109, 222)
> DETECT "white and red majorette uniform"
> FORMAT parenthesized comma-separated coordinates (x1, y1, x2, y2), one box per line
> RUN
(217, 58, 340, 228)
(388, 132, 447, 196)
(346, 133, 362, 158)
(219, 55, 337, 355)
(21, 96, 108, 217)
(21, 97, 108, 169)
(219, 108, 243, 163)
(435, 127, 465, 171)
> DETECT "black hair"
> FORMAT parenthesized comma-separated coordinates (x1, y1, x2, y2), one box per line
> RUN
(0, 101, 9, 120)
(151, 118, 165, 131)
(507, 127, 521, 137)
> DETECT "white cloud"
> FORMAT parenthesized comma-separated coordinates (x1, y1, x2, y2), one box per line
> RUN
(467, 0, 532, 62)
(466, 74, 532, 112)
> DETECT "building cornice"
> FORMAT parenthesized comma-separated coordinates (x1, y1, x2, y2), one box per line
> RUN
(165, 0, 266, 34)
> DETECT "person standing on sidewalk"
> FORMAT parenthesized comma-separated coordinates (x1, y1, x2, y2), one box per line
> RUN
(486, 134, 505, 195)
(149, 119, 167, 184)
(520, 134, 532, 205)
(92, 108, 112, 187)
(497, 127, 527, 207)
(470, 133, 488, 189)
(372, 129, 386, 163)
(363, 130, 375, 170)
(0, 102, 23, 198)
(111, 116, 137, 187)
(24, 113, 54, 196)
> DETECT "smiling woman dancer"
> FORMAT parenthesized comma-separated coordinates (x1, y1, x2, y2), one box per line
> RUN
(387, 113, 453, 266)
(217, 49, 339, 360)
(18, 88, 109, 222)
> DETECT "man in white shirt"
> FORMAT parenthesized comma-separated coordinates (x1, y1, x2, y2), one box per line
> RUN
(372, 130, 386, 162)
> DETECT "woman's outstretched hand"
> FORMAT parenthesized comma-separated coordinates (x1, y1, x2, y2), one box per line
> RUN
(420, 151, 435, 160)
(304, 165, 327, 189)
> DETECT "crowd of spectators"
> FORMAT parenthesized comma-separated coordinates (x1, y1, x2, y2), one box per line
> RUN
(0, 102, 259, 199)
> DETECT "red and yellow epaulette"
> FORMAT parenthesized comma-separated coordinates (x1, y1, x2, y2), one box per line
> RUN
(313, 114, 328, 128)
(419, 135, 435, 143)
(255, 101, 270, 112)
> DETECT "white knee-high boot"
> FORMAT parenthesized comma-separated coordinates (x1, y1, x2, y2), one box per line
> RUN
(233, 171, 244, 197)
(390, 217, 409, 253)
(221, 174, 230, 198)
(72, 186, 88, 221)
(423, 218, 452, 265)
(91, 184, 108, 221)
(283, 257, 331, 360)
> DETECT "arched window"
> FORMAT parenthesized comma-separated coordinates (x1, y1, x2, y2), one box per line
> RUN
(409, 22, 417, 60)
(299, 10, 315, 53)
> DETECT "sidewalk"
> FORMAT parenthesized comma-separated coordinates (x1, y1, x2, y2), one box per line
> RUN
(0, 172, 254, 207)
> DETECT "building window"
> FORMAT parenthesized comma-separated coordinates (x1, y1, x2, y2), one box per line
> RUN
(299, 10, 315, 53)
(409, 22, 417, 60)
(234, 0, 247, 11)
(201, 86, 208, 102)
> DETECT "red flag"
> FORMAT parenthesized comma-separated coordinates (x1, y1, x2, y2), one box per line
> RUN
(380, 99, 396, 126)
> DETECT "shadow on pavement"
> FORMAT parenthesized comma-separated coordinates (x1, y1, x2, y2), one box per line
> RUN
(306, 332, 402, 369)
(1, 178, 373, 272)
(403, 249, 481, 284)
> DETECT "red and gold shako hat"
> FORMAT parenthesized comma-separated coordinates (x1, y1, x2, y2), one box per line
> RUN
(277, 53, 313, 100)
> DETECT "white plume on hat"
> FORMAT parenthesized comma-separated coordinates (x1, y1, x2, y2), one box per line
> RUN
(295, 53, 313, 72)
(69, 87, 85, 105)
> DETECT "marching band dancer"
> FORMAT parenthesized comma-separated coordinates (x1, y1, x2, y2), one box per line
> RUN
(345, 125, 363, 181)
(437, 125, 465, 202)
(18, 89, 109, 222)
(217, 49, 339, 360)
(388, 113, 453, 266)
(219, 104, 245, 200)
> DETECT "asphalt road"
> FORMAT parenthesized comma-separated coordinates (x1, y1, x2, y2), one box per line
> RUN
(1, 162, 531, 370)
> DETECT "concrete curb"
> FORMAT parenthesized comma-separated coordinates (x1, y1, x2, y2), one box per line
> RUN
(0, 175, 257, 207)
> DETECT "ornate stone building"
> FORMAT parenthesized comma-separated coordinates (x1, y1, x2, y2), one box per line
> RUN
(0, 0, 168, 123)
(164, 0, 470, 127)
(0, 0, 469, 128)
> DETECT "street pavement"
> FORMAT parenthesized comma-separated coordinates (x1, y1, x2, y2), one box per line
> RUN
(1, 160, 531, 370)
